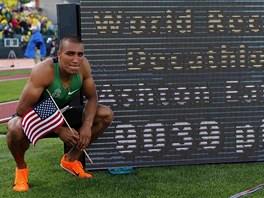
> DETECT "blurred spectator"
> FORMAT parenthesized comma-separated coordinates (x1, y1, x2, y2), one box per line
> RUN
(24, 26, 46, 63)
(20, 30, 30, 52)
(1, 7, 12, 22)
(11, 13, 21, 34)
(50, 38, 58, 56)
(45, 37, 52, 55)
(45, 37, 58, 57)
(19, 17, 30, 34)
(3, 25, 13, 38)
(0, 2, 57, 49)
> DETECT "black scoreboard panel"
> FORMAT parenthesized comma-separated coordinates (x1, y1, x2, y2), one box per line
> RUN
(80, 0, 264, 169)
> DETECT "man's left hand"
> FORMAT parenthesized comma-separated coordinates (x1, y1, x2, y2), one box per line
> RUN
(77, 128, 91, 150)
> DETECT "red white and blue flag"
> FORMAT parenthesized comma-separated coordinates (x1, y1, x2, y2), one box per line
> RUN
(21, 97, 64, 145)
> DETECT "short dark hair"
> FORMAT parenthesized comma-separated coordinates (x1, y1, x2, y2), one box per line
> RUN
(59, 35, 83, 51)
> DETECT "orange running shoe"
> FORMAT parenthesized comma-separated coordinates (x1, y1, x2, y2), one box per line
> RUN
(13, 167, 29, 192)
(60, 154, 93, 178)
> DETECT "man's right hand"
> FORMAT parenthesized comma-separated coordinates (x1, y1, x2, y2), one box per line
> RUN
(54, 127, 79, 146)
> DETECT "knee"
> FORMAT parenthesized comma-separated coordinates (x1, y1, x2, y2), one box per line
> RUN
(6, 118, 25, 143)
(104, 107, 114, 125)
(96, 105, 114, 127)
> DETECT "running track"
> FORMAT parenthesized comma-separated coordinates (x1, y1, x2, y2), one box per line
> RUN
(0, 58, 34, 124)
(0, 74, 30, 124)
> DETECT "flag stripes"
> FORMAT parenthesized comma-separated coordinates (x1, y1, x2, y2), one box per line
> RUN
(21, 97, 64, 145)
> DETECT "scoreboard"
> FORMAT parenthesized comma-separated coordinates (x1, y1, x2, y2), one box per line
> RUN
(80, 0, 264, 169)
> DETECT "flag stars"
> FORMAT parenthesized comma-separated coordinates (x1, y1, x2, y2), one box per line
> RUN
(34, 98, 57, 120)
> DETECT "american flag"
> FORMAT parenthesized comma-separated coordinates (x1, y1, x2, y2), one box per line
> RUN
(21, 97, 64, 145)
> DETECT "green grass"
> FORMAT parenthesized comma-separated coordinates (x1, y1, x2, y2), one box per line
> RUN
(0, 69, 31, 77)
(0, 124, 7, 135)
(0, 79, 27, 102)
(1, 137, 264, 197)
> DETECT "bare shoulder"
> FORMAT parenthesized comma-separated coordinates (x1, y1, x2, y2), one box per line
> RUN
(80, 57, 92, 79)
(30, 58, 55, 86)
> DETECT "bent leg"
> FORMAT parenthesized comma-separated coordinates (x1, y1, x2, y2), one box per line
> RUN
(6, 116, 30, 191)
(90, 104, 114, 143)
(6, 116, 30, 169)
(67, 104, 114, 161)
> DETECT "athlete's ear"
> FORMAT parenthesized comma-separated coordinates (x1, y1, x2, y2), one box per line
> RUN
(57, 50, 61, 59)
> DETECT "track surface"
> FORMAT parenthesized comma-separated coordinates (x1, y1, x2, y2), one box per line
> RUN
(0, 58, 34, 124)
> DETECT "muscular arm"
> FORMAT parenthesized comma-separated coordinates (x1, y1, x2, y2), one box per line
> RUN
(16, 59, 54, 116)
(77, 58, 98, 149)
(82, 59, 98, 125)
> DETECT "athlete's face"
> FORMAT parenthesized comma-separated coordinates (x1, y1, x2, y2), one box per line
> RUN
(57, 41, 84, 74)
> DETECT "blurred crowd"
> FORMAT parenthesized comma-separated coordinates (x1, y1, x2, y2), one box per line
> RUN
(0, 2, 58, 58)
